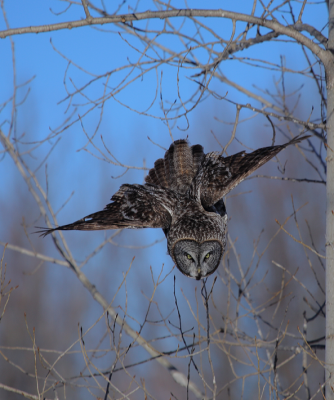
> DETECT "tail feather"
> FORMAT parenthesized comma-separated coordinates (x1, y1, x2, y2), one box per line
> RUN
(145, 139, 204, 193)
(148, 168, 160, 186)
(154, 158, 169, 188)
(163, 142, 175, 188)
(173, 140, 194, 192)
(191, 144, 205, 175)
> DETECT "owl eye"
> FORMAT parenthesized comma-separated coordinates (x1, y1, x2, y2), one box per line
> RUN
(186, 254, 193, 261)
(205, 253, 210, 259)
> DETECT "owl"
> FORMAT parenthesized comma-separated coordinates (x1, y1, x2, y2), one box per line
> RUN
(39, 135, 309, 279)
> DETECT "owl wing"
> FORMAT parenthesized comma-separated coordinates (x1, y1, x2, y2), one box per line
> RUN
(37, 184, 178, 237)
(192, 135, 310, 209)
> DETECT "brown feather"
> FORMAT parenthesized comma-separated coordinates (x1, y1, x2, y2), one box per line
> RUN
(38, 135, 310, 279)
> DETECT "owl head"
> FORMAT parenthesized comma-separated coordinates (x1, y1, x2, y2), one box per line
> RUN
(167, 213, 227, 280)
(171, 239, 224, 279)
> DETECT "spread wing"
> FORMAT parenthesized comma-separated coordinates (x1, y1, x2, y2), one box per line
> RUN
(191, 135, 310, 209)
(37, 184, 178, 237)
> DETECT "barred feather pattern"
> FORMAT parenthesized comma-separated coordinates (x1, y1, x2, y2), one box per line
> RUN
(38, 135, 309, 279)
(191, 135, 308, 209)
(145, 140, 204, 194)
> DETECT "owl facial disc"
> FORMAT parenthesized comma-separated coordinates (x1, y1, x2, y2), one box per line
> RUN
(173, 240, 222, 279)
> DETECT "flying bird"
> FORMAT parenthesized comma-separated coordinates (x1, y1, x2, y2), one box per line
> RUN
(38, 135, 309, 279)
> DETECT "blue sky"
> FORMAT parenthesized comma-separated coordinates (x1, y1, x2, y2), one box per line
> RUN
(0, 1, 327, 398)
(1, 0, 326, 318)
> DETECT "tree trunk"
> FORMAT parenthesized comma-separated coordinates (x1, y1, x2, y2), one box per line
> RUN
(326, 1, 334, 398)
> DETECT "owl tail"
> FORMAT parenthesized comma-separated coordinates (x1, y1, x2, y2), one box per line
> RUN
(145, 139, 205, 194)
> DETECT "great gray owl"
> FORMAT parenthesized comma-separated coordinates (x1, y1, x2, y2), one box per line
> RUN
(39, 135, 309, 279)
